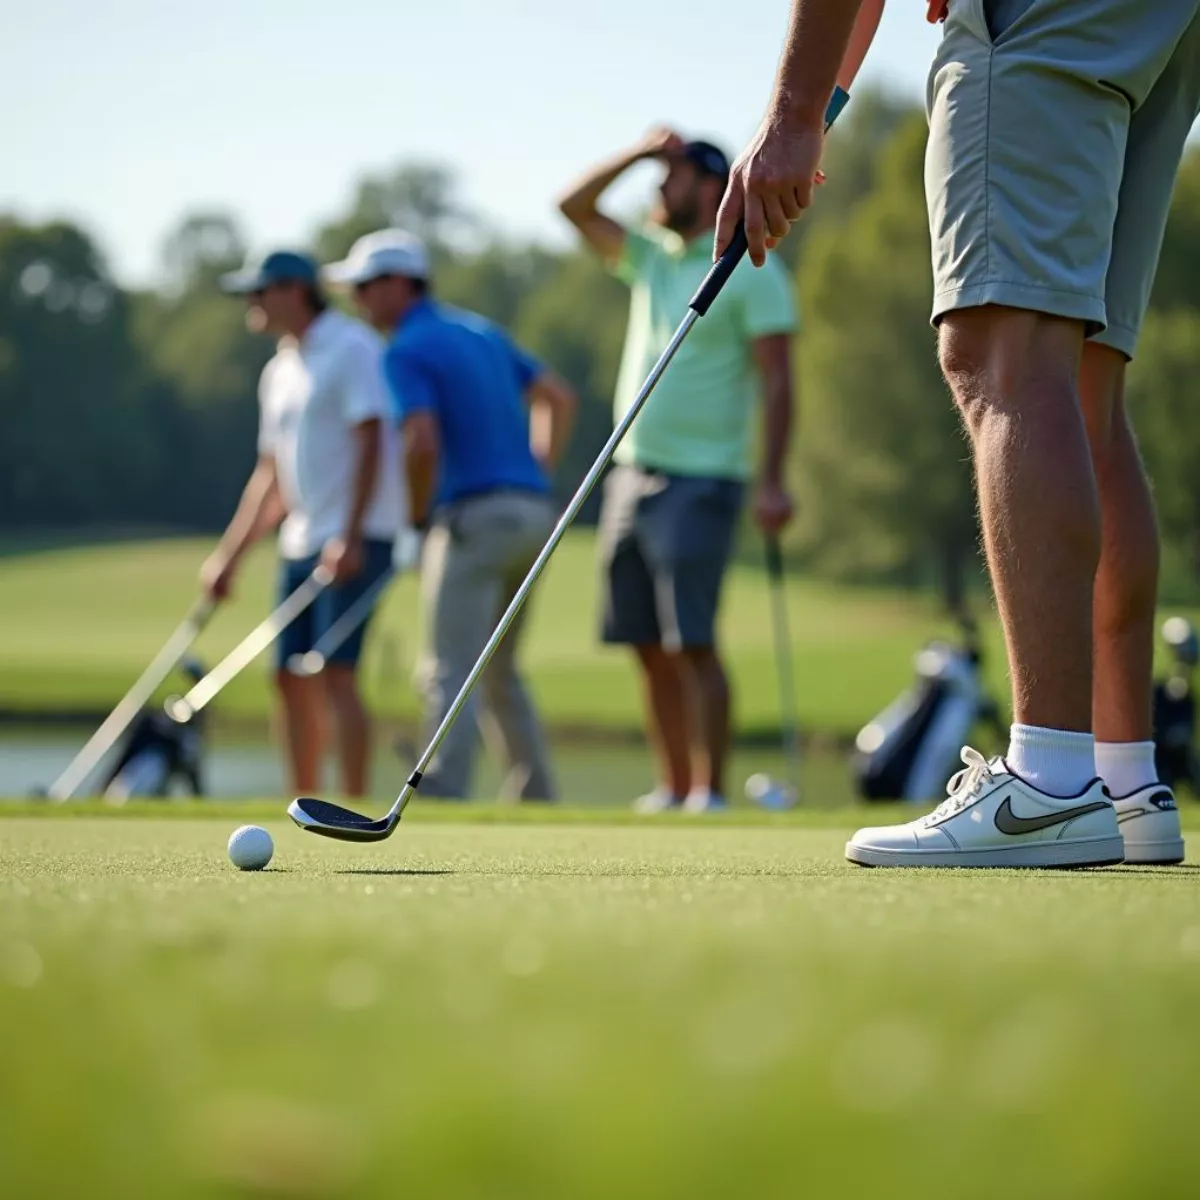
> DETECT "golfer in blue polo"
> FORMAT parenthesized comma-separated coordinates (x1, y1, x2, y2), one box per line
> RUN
(324, 229, 578, 801)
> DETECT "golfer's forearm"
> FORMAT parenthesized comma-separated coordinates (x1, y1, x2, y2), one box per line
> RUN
(771, 0, 869, 124)
(406, 456, 437, 528)
(760, 378, 793, 485)
(839, 0, 885, 91)
(344, 420, 382, 542)
(221, 461, 278, 561)
(557, 149, 643, 223)
(528, 374, 578, 471)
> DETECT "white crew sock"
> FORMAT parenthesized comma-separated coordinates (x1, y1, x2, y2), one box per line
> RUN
(1006, 724, 1096, 797)
(1094, 740, 1159, 799)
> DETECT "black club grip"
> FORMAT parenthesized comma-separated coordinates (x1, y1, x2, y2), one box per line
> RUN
(689, 84, 851, 317)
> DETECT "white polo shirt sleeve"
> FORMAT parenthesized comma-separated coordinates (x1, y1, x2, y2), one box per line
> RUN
(256, 358, 281, 457)
(336, 328, 393, 427)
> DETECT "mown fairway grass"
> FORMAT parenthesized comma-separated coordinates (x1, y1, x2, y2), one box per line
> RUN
(0, 534, 999, 737)
(2, 803, 1199, 1199)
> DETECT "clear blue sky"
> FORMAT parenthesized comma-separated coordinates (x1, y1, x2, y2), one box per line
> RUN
(2, 0, 942, 286)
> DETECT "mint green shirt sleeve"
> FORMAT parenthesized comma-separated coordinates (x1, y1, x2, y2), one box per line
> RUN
(740, 254, 799, 338)
(613, 227, 662, 286)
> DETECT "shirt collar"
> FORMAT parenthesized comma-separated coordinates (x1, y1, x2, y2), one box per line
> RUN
(294, 309, 336, 351)
(656, 227, 717, 259)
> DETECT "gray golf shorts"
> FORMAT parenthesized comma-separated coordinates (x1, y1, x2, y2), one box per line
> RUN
(927, 0, 1200, 358)
(598, 465, 744, 651)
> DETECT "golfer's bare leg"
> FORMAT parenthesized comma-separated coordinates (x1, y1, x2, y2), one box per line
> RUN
(323, 665, 370, 797)
(1079, 343, 1159, 743)
(275, 671, 324, 793)
(940, 306, 1099, 732)
(681, 646, 731, 797)
(635, 644, 691, 798)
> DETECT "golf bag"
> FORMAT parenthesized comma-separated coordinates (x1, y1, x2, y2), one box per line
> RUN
(1153, 617, 1200, 795)
(852, 616, 1003, 804)
(100, 658, 207, 801)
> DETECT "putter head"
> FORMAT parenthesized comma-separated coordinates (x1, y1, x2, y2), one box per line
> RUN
(164, 695, 193, 724)
(287, 796, 397, 842)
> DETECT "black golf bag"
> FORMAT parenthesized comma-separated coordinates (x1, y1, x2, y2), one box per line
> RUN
(1153, 617, 1200, 796)
(100, 658, 207, 801)
(852, 615, 1003, 804)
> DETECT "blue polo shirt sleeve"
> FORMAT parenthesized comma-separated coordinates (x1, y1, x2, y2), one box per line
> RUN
(383, 341, 437, 422)
(502, 335, 543, 391)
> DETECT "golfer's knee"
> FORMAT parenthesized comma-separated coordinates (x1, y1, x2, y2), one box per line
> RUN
(1079, 342, 1127, 453)
(939, 307, 1081, 431)
(274, 670, 303, 701)
(680, 646, 725, 688)
(322, 664, 362, 709)
(635, 643, 675, 674)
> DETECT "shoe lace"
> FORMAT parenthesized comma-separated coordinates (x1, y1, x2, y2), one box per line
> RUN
(922, 746, 995, 825)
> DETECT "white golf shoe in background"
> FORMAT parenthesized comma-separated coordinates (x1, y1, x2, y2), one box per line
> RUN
(1112, 785, 1185, 865)
(846, 747, 1125, 869)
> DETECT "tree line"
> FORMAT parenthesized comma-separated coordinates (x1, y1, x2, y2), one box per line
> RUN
(4, 89, 1199, 606)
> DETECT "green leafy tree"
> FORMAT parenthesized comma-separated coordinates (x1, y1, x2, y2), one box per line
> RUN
(1128, 310, 1200, 579)
(792, 113, 978, 609)
(129, 211, 270, 528)
(0, 218, 153, 529)
(314, 163, 476, 264)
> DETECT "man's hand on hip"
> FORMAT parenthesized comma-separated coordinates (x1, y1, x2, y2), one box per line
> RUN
(321, 535, 364, 584)
(716, 115, 826, 267)
(753, 480, 795, 536)
(392, 527, 424, 573)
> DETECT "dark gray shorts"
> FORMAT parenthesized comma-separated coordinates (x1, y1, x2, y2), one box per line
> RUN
(598, 465, 744, 651)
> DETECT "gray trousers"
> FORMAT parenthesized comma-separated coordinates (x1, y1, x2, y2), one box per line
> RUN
(415, 489, 558, 800)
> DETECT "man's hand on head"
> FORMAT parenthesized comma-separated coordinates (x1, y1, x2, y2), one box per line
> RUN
(638, 126, 686, 161)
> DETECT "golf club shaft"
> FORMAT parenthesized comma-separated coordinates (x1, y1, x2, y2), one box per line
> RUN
(387, 309, 701, 820)
(765, 535, 802, 792)
(173, 568, 331, 717)
(351, 84, 852, 833)
(47, 595, 214, 801)
(292, 569, 395, 673)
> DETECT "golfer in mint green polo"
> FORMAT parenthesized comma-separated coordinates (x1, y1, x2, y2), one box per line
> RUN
(559, 130, 797, 813)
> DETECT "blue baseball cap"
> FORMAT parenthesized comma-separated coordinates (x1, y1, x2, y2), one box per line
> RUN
(680, 140, 730, 181)
(220, 250, 319, 295)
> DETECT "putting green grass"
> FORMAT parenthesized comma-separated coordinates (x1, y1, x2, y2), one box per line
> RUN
(0, 533, 996, 737)
(2, 806, 1199, 1198)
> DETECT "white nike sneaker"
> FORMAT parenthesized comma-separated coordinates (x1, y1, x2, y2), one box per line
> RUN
(845, 747, 1125, 869)
(633, 787, 681, 814)
(682, 788, 728, 814)
(1112, 784, 1185, 865)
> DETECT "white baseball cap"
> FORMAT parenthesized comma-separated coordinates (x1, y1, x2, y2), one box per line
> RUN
(321, 228, 431, 287)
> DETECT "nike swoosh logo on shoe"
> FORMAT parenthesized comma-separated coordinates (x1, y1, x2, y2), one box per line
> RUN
(1116, 808, 1148, 824)
(993, 797, 1110, 835)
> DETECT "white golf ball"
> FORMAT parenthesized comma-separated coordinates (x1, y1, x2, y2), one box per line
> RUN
(228, 825, 273, 871)
(744, 773, 773, 802)
(745, 774, 794, 811)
